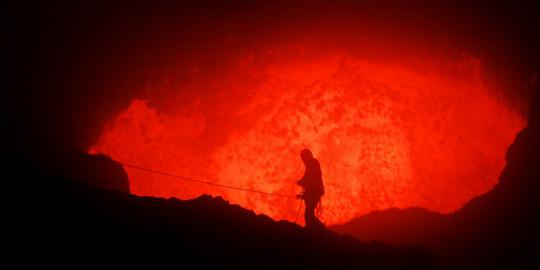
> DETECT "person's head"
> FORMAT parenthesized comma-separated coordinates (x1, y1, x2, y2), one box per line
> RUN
(300, 148, 313, 164)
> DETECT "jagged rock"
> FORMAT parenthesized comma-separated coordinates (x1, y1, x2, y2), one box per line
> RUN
(11, 156, 435, 269)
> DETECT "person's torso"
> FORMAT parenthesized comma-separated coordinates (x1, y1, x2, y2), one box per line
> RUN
(303, 159, 324, 195)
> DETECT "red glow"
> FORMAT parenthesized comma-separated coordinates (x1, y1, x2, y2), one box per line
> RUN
(89, 56, 525, 225)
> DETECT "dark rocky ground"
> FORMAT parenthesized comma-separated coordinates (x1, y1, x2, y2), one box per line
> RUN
(7, 152, 435, 269)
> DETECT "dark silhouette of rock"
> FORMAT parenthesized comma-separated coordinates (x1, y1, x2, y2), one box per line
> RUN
(9, 155, 435, 269)
(332, 89, 540, 269)
(331, 208, 449, 251)
(10, 143, 130, 193)
(66, 153, 130, 193)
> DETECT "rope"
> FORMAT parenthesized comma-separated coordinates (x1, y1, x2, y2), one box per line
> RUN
(91, 154, 297, 199)
(87, 153, 316, 224)
(316, 199, 323, 219)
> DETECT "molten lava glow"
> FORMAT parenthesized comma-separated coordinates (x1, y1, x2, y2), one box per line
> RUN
(90, 57, 525, 225)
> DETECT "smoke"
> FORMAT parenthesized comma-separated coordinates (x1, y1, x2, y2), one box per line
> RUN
(4, 2, 538, 225)
(90, 54, 525, 224)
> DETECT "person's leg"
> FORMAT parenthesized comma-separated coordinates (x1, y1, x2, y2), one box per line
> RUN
(304, 199, 316, 227)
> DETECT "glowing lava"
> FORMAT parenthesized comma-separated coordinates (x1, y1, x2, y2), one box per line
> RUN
(90, 57, 525, 225)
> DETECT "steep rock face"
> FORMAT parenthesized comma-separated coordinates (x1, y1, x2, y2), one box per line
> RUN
(332, 93, 540, 268)
(11, 157, 435, 269)
(449, 119, 540, 268)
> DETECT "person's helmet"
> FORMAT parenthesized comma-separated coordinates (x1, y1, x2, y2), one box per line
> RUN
(300, 148, 313, 161)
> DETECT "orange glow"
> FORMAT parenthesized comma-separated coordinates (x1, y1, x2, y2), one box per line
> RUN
(89, 56, 525, 225)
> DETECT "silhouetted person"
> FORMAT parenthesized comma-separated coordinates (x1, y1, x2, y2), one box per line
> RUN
(296, 149, 325, 230)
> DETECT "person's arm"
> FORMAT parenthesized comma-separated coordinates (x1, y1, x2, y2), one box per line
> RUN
(297, 167, 308, 187)
(297, 177, 306, 187)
